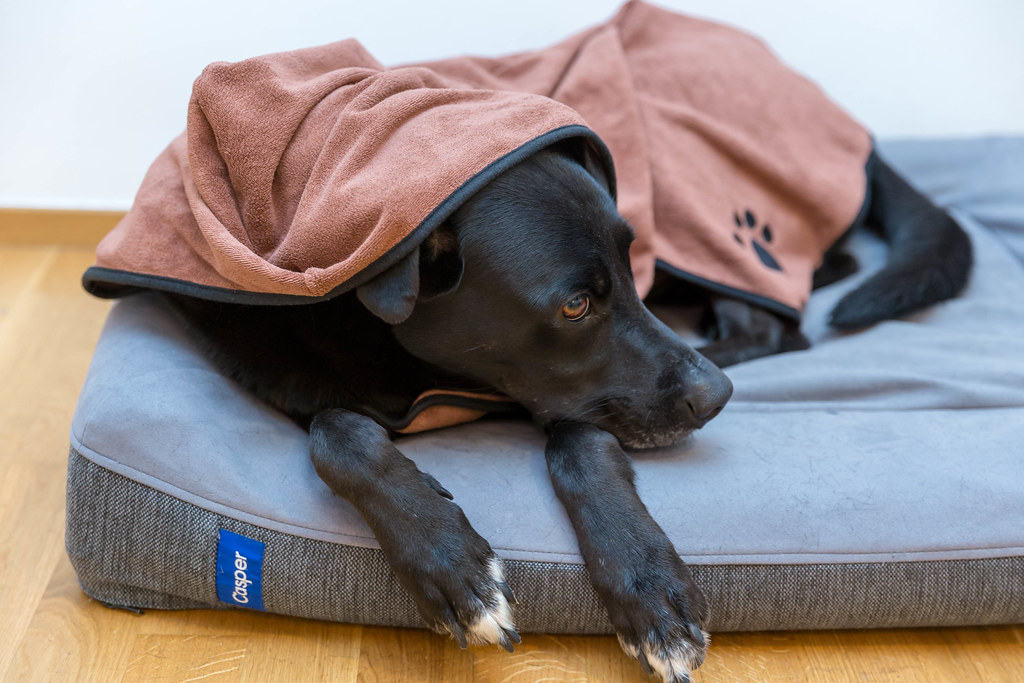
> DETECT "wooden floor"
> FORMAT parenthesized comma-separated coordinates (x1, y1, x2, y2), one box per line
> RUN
(1, 215, 1022, 681)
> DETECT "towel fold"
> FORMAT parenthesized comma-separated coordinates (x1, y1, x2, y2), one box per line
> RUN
(84, 0, 871, 320)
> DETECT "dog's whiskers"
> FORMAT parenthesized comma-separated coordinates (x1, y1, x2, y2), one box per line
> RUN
(558, 395, 619, 424)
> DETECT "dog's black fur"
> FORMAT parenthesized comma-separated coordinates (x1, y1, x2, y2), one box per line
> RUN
(163, 139, 970, 681)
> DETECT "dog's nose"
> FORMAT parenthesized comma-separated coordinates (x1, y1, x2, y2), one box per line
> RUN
(681, 369, 733, 427)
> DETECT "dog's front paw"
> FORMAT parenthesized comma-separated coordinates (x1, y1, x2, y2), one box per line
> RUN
(596, 546, 710, 682)
(617, 627, 708, 683)
(429, 554, 520, 651)
(379, 496, 520, 652)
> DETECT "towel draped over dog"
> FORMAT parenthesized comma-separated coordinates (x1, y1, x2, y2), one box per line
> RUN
(84, 0, 872, 431)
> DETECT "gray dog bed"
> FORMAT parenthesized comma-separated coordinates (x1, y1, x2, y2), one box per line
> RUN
(67, 138, 1024, 632)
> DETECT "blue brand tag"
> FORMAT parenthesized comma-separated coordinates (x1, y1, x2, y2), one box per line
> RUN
(216, 529, 266, 610)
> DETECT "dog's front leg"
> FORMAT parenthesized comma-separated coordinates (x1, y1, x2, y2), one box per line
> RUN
(309, 408, 519, 650)
(546, 422, 709, 683)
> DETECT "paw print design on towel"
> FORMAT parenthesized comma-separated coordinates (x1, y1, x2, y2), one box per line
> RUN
(732, 209, 782, 272)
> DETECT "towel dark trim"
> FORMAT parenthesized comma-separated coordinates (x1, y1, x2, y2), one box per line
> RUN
(83, 124, 615, 305)
(654, 259, 803, 322)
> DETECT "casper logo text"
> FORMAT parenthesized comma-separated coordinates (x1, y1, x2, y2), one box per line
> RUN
(216, 529, 266, 610)
(232, 551, 253, 603)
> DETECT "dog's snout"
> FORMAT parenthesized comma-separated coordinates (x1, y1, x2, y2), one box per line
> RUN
(680, 365, 733, 427)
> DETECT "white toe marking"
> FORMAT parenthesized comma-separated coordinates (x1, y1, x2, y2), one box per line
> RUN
(618, 630, 711, 682)
(487, 556, 504, 583)
(465, 596, 513, 645)
(464, 556, 515, 646)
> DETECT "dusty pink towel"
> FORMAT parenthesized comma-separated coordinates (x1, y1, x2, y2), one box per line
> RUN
(85, 0, 871, 319)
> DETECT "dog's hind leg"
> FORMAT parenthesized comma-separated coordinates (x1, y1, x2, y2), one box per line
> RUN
(309, 408, 520, 650)
(545, 422, 709, 683)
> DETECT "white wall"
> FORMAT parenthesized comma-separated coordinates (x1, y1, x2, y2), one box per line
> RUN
(1, 0, 1021, 210)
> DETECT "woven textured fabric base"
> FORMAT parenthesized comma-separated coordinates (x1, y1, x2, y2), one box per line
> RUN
(66, 447, 1024, 632)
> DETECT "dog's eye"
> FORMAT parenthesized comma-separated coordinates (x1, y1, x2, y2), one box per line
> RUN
(562, 294, 591, 321)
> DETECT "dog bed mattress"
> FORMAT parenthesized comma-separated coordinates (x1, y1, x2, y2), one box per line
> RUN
(66, 138, 1024, 632)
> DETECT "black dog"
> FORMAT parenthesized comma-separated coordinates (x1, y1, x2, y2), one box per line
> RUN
(164, 140, 969, 682)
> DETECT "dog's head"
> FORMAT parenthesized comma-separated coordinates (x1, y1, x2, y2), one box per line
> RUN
(357, 142, 732, 448)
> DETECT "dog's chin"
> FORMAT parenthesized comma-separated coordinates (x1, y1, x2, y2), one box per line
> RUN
(539, 400, 703, 450)
(606, 422, 697, 450)
(589, 417, 700, 448)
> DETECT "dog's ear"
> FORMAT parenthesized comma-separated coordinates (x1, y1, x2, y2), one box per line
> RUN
(581, 140, 612, 197)
(418, 221, 463, 301)
(356, 248, 420, 324)
(356, 222, 463, 324)
(551, 138, 613, 197)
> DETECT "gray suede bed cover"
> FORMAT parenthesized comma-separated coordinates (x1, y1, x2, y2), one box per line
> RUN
(66, 138, 1024, 632)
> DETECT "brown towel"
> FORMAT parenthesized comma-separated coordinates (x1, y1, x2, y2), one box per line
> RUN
(85, 0, 871, 321)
